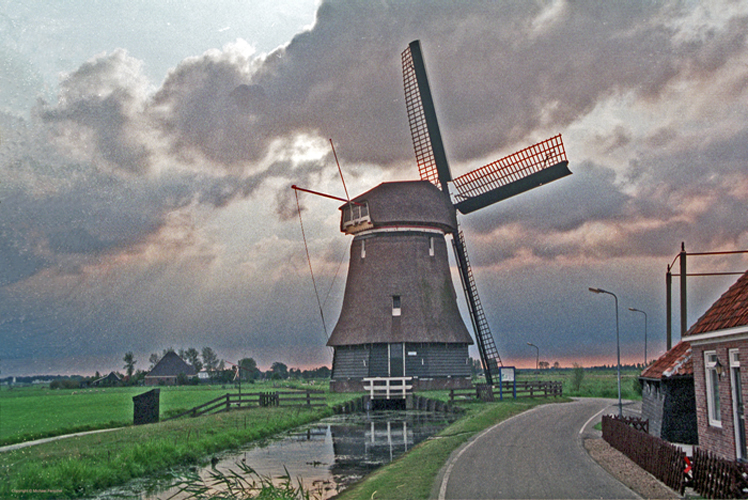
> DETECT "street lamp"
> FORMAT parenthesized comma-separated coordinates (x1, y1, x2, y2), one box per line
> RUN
(628, 307, 648, 366)
(527, 342, 539, 371)
(589, 287, 622, 417)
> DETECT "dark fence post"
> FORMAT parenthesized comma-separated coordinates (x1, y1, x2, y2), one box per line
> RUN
(133, 389, 160, 425)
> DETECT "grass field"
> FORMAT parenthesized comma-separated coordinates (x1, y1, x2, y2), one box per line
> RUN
(517, 367, 644, 400)
(0, 368, 641, 498)
(0, 380, 352, 446)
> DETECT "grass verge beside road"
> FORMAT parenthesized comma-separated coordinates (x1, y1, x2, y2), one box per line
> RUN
(336, 397, 569, 500)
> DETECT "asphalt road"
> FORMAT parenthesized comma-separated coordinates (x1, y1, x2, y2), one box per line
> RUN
(436, 398, 639, 500)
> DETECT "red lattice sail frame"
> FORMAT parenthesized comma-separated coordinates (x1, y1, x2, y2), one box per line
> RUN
(453, 135, 567, 200)
(402, 45, 441, 190)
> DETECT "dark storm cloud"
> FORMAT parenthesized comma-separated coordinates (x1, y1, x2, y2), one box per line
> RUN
(35, 2, 748, 181)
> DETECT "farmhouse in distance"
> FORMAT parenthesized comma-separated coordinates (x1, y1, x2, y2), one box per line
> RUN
(144, 351, 197, 386)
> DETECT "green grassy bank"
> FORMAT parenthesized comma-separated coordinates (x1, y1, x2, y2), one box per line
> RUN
(0, 405, 335, 499)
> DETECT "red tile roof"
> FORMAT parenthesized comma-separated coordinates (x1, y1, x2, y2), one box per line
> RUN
(686, 270, 748, 336)
(640, 340, 692, 380)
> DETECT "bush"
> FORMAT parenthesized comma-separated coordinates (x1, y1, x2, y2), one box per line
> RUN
(632, 376, 643, 396)
(50, 379, 81, 390)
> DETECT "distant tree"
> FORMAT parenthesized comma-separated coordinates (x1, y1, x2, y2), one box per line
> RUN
(469, 358, 483, 378)
(238, 358, 259, 381)
(571, 363, 584, 391)
(216, 367, 234, 384)
(148, 353, 160, 370)
(94, 371, 101, 379)
(184, 348, 203, 373)
(270, 362, 289, 380)
(553, 361, 560, 369)
(311, 366, 330, 379)
(132, 369, 147, 385)
(123, 352, 136, 379)
(538, 361, 550, 370)
(202, 347, 219, 372)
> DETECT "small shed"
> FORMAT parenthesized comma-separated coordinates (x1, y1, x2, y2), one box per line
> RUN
(90, 371, 123, 387)
(144, 352, 197, 386)
(640, 341, 697, 444)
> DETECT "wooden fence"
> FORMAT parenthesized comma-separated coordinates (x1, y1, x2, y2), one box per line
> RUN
(603, 415, 748, 498)
(165, 390, 326, 421)
(602, 415, 686, 494)
(449, 380, 562, 404)
(692, 447, 748, 499)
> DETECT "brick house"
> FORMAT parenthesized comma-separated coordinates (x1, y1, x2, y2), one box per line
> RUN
(684, 270, 748, 460)
(640, 340, 698, 444)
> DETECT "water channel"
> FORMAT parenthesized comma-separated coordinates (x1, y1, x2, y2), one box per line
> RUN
(94, 409, 458, 500)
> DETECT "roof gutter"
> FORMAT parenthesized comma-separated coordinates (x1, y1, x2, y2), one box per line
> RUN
(685, 324, 748, 345)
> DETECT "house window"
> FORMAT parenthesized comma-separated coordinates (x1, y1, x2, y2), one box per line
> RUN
(705, 351, 722, 427)
(392, 295, 401, 317)
(429, 237, 435, 257)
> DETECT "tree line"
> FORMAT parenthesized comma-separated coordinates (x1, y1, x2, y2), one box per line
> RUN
(118, 347, 330, 386)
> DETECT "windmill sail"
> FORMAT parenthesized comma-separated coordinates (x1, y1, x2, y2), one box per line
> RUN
(452, 228, 502, 383)
(402, 40, 451, 192)
(453, 135, 570, 214)
(400, 40, 571, 388)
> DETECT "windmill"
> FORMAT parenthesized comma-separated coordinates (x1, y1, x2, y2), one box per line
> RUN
(322, 40, 570, 391)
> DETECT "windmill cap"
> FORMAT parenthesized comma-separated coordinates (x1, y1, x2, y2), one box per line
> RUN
(340, 181, 457, 234)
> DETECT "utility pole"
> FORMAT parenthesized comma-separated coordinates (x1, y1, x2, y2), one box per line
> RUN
(680, 242, 687, 337)
(666, 264, 672, 351)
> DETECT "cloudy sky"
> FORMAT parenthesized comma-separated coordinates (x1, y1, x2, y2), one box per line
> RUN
(2, 0, 748, 377)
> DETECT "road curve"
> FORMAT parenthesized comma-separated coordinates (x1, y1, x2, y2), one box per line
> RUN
(436, 398, 639, 500)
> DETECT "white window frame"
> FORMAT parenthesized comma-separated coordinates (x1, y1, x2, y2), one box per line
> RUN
(392, 295, 401, 317)
(730, 349, 746, 460)
(705, 350, 722, 427)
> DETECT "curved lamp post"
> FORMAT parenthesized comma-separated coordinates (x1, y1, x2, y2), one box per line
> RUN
(628, 307, 648, 366)
(589, 287, 622, 417)
(527, 342, 539, 370)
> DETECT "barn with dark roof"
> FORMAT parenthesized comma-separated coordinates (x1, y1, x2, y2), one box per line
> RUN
(327, 181, 474, 392)
(144, 352, 197, 386)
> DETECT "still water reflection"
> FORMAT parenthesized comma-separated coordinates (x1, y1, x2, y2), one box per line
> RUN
(95, 410, 457, 500)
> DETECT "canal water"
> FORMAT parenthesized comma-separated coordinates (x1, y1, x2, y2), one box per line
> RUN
(94, 409, 457, 500)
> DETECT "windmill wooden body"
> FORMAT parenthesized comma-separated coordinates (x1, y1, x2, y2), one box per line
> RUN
(327, 41, 571, 392)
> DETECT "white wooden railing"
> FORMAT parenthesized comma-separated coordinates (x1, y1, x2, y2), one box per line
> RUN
(363, 377, 413, 400)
